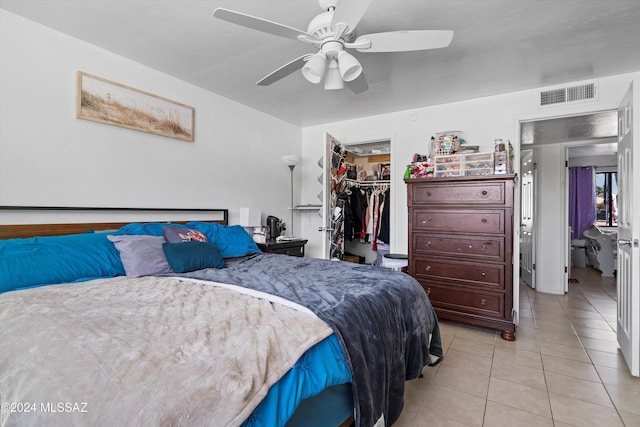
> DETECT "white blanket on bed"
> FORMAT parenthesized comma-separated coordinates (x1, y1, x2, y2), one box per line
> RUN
(0, 276, 332, 427)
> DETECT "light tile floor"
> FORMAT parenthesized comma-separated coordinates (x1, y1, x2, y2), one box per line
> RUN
(394, 267, 640, 426)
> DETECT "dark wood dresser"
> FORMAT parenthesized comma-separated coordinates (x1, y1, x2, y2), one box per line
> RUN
(405, 174, 517, 340)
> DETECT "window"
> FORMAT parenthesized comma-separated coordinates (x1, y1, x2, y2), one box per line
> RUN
(595, 172, 617, 227)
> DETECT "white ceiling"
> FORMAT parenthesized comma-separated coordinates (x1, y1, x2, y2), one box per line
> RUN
(2, 0, 640, 127)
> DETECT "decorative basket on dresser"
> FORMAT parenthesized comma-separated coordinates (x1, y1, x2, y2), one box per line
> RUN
(405, 174, 517, 341)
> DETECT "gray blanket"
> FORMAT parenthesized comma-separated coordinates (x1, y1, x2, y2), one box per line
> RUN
(177, 253, 443, 427)
(0, 276, 332, 427)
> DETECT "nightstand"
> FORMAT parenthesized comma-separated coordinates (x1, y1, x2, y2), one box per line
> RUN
(258, 239, 308, 257)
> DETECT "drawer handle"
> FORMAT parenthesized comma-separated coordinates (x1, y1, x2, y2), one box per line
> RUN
(481, 218, 488, 223)
(481, 272, 486, 277)
(481, 298, 487, 305)
(425, 265, 431, 272)
(481, 190, 488, 196)
(422, 217, 432, 224)
(426, 241, 432, 247)
(426, 191, 432, 197)
(426, 288, 432, 295)
(481, 245, 487, 251)
(468, 244, 473, 249)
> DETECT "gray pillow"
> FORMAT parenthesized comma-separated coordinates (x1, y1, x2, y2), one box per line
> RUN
(107, 235, 172, 278)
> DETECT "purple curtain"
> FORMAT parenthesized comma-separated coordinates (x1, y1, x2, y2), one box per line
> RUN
(568, 166, 596, 239)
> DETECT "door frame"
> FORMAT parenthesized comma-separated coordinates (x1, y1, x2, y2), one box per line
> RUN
(322, 132, 397, 259)
(514, 105, 622, 314)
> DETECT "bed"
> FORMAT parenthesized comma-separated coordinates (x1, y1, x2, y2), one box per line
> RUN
(0, 212, 443, 427)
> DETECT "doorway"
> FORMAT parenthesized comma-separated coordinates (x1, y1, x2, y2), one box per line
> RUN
(322, 134, 392, 264)
(518, 95, 639, 377)
(518, 110, 618, 294)
(567, 142, 619, 281)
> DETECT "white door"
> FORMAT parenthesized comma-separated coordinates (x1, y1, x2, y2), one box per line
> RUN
(617, 82, 639, 377)
(520, 150, 536, 288)
(321, 133, 346, 260)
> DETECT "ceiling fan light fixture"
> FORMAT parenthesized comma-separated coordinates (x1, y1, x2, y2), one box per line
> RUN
(324, 59, 344, 90)
(214, 3, 453, 93)
(337, 51, 362, 82)
(302, 52, 327, 84)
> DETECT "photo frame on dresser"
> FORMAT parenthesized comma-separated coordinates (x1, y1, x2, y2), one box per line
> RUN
(76, 71, 194, 142)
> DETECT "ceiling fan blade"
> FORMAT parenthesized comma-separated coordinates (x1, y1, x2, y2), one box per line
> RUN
(355, 30, 454, 52)
(345, 72, 368, 94)
(257, 54, 312, 86)
(214, 8, 313, 42)
(331, 0, 372, 34)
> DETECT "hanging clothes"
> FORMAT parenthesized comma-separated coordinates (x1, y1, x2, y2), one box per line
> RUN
(343, 179, 389, 253)
(366, 190, 375, 242)
(348, 188, 366, 241)
(378, 188, 391, 244)
(371, 189, 382, 251)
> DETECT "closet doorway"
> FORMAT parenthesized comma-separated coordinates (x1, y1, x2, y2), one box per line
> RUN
(322, 135, 391, 264)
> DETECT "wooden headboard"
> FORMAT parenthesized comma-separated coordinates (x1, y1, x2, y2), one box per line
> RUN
(0, 207, 229, 240)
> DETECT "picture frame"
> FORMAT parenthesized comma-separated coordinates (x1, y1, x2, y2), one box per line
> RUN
(76, 71, 194, 142)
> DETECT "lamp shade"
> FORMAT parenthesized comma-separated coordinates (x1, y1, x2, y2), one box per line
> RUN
(302, 53, 327, 84)
(238, 207, 262, 227)
(282, 154, 299, 166)
(324, 59, 344, 90)
(337, 51, 362, 82)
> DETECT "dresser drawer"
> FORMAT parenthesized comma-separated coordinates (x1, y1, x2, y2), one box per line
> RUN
(422, 283, 505, 318)
(413, 257, 505, 289)
(412, 209, 505, 234)
(410, 181, 506, 205)
(413, 233, 505, 261)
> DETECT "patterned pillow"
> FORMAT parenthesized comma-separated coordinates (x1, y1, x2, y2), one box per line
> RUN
(163, 226, 208, 243)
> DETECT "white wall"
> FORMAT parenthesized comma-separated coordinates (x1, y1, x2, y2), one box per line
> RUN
(0, 9, 300, 226)
(301, 72, 639, 300)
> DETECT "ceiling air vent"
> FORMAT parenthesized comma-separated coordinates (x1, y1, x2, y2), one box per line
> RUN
(539, 82, 597, 107)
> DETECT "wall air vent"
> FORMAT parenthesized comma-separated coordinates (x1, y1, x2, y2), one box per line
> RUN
(539, 82, 598, 107)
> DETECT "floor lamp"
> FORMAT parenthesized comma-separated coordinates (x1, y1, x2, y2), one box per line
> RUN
(282, 154, 299, 238)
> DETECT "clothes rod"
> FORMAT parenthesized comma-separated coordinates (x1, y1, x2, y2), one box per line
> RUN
(343, 178, 390, 187)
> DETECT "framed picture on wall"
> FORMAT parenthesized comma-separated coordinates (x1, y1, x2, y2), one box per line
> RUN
(76, 71, 194, 142)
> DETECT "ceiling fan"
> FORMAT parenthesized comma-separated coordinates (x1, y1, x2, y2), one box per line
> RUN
(213, 0, 453, 93)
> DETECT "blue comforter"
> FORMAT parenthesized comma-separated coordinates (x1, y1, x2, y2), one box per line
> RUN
(177, 253, 443, 427)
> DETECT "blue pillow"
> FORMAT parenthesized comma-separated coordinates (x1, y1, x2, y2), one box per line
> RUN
(162, 241, 226, 273)
(0, 232, 125, 293)
(185, 222, 261, 258)
(117, 222, 189, 236)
